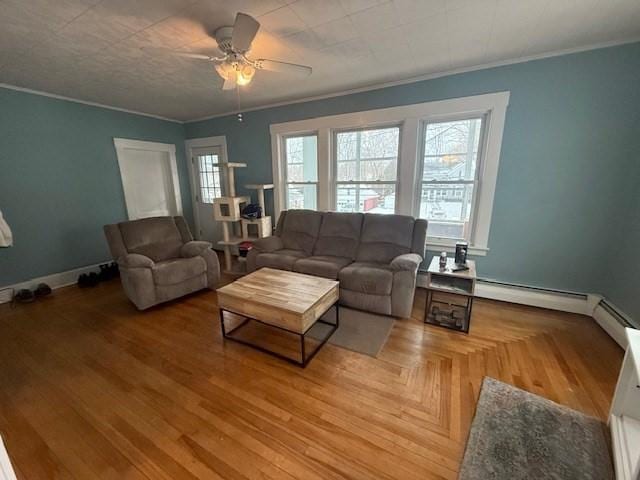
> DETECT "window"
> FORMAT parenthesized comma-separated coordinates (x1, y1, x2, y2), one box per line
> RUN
(284, 134, 318, 210)
(196, 153, 223, 203)
(419, 118, 483, 242)
(335, 127, 399, 214)
(271, 92, 509, 255)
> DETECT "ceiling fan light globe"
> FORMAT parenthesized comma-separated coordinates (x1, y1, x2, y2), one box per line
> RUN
(215, 62, 234, 80)
(236, 65, 255, 86)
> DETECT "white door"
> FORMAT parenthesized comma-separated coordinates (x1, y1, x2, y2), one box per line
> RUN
(114, 139, 182, 220)
(192, 146, 226, 244)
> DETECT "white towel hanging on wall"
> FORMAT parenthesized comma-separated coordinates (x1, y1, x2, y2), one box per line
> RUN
(0, 210, 13, 247)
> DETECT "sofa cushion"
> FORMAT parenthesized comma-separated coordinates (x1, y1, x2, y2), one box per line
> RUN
(356, 214, 414, 264)
(293, 255, 352, 280)
(255, 249, 307, 271)
(338, 262, 394, 296)
(120, 216, 184, 262)
(313, 212, 364, 259)
(152, 256, 206, 285)
(280, 210, 323, 255)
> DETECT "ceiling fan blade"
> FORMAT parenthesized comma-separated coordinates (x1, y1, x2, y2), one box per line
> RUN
(142, 47, 214, 60)
(254, 59, 312, 76)
(232, 13, 260, 52)
(222, 77, 237, 90)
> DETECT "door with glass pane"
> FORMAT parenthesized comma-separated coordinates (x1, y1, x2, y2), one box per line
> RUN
(419, 117, 483, 241)
(334, 126, 400, 214)
(193, 146, 225, 244)
(283, 134, 318, 210)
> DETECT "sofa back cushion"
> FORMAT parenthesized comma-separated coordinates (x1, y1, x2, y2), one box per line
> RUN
(356, 214, 415, 264)
(119, 216, 184, 262)
(280, 210, 323, 255)
(313, 212, 363, 259)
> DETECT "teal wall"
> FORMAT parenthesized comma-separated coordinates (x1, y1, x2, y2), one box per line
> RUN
(0, 87, 190, 286)
(1, 43, 637, 322)
(186, 42, 640, 317)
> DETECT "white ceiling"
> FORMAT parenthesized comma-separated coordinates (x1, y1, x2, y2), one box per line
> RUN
(1, 0, 639, 122)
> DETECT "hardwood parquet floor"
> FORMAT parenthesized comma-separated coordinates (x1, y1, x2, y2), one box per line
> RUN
(0, 279, 623, 479)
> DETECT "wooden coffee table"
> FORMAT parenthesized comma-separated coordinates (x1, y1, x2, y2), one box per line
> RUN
(216, 268, 340, 367)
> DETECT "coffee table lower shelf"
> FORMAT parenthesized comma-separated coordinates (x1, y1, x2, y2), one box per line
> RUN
(219, 303, 339, 368)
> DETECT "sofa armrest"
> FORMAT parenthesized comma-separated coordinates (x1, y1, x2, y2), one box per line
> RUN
(390, 253, 422, 272)
(252, 236, 283, 253)
(181, 240, 212, 258)
(119, 253, 155, 269)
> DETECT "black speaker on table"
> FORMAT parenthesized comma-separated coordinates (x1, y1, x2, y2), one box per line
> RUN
(454, 242, 468, 265)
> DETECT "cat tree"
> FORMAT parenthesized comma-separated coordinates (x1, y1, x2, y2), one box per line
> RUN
(212, 163, 272, 274)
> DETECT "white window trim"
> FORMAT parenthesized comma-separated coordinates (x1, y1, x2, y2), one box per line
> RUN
(184, 135, 228, 239)
(113, 138, 183, 220)
(270, 92, 510, 256)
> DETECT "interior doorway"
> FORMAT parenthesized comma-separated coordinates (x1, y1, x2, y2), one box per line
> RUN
(113, 139, 182, 220)
(185, 136, 229, 245)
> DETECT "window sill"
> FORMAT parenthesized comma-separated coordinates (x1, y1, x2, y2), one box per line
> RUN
(425, 241, 489, 257)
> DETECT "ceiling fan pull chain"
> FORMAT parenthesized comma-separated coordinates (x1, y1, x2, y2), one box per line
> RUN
(236, 86, 243, 123)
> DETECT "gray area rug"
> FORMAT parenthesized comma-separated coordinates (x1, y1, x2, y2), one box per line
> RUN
(459, 377, 613, 480)
(308, 307, 395, 357)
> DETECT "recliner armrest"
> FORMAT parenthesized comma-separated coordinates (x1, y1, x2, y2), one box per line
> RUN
(181, 240, 213, 258)
(390, 253, 422, 272)
(119, 253, 155, 269)
(252, 236, 283, 253)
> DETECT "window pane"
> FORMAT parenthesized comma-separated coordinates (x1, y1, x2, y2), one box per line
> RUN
(336, 184, 396, 214)
(420, 183, 474, 239)
(286, 184, 317, 210)
(285, 135, 317, 182)
(423, 118, 481, 181)
(336, 127, 399, 181)
(197, 154, 222, 204)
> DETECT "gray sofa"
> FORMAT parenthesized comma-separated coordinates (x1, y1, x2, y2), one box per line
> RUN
(104, 216, 220, 310)
(247, 210, 427, 318)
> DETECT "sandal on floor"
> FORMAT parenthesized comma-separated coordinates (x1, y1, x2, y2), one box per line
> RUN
(34, 283, 52, 297)
(14, 289, 35, 303)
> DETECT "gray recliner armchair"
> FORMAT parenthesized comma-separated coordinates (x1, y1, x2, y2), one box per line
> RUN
(104, 216, 220, 310)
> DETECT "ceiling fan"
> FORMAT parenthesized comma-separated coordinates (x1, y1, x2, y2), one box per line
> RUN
(150, 12, 312, 90)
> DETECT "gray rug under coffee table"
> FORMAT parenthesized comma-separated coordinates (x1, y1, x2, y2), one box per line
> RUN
(459, 377, 613, 480)
(308, 307, 395, 358)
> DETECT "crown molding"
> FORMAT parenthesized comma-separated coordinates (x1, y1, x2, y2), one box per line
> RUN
(186, 36, 640, 124)
(0, 84, 184, 124)
(2, 37, 639, 125)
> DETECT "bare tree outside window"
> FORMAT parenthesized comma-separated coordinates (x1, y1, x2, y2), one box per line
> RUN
(335, 127, 399, 214)
(420, 118, 483, 240)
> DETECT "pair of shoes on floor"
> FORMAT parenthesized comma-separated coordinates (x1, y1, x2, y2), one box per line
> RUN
(98, 262, 119, 281)
(78, 262, 120, 287)
(78, 272, 100, 288)
(14, 283, 52, 303)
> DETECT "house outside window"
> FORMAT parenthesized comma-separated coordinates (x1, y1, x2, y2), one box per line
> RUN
(335, 126, 400, 214)
(419, 117, 484, 242)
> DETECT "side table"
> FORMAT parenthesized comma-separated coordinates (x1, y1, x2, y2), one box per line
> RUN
(423, 256, 476, 333)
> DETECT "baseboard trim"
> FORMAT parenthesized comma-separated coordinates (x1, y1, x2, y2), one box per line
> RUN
(0, 263, 106, 303)
(416, 274, 592, 315)
(417, 273, 636, 346)
(592, 300, 636, 348)
(474, 280, 591, 315)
